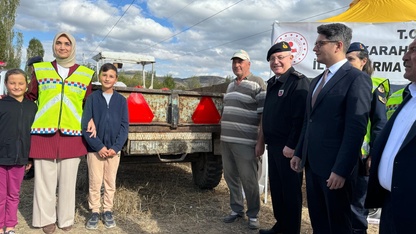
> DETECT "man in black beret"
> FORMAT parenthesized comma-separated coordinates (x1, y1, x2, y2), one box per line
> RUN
(258, 41, 310, 234)
(24, 55, 43, 180)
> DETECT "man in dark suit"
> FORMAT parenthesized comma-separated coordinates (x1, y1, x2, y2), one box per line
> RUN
(258, 42, 309, 234)
(365, 39, 416, 234)
(290, 23, 372, 234)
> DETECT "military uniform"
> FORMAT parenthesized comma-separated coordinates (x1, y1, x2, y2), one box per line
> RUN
(343, 42, 391, 233)
(363, 78, 390, 162)
(262, 66, 309, 234)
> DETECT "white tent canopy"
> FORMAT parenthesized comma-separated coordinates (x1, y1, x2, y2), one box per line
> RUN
(92, 51, 156, 89)
(92, 51, 155, 65)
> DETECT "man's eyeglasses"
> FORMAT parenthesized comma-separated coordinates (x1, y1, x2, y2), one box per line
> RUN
(269, 54, 291, 62)
(314, 40, 339, 48)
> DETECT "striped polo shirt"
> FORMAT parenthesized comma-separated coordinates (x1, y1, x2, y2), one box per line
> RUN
(221, 73, 266, 145)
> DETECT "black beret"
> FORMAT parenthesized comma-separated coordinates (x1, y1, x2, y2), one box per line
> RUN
(347, 42, 368, 54)
(27, 56, 43, 66)
(267, 41, 291, 61)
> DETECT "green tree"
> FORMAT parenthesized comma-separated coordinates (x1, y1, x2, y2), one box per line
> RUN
(26, 38, 45, 59)
(132, 70, 142, 83)
(117, 73, 139, 87)
(24, 38, 46, 73)
(26, 38, 45, 64)
(150, 76, 163, 89)
(162, 74, 176, 89)
(225, 75, 233, 83)
(187, 76, 201, 90)
(132, 71, 158, 88)
(7, 32, 23, 68)
(0, 0, 22, 69)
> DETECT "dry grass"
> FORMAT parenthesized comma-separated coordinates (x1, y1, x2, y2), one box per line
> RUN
(15, 158, 379, 233)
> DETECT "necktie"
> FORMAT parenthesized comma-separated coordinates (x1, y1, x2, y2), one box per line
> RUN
(311, 69, 329, 107)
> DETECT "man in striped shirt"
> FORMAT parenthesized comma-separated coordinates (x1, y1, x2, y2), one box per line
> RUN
(221, 49, 266, 230)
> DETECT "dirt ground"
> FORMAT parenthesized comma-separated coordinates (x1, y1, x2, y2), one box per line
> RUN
(15, 160, 379, 233)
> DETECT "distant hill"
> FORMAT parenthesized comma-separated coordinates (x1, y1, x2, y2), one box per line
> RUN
(122, 70, 227, 89)
(172, 76, 227, 88)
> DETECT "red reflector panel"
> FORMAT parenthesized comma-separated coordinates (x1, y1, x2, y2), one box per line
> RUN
(127, 93, 154, 123)
(192, 97, 221, 124)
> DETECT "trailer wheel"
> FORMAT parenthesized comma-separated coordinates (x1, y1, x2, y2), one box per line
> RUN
(191, 153, 223, 189)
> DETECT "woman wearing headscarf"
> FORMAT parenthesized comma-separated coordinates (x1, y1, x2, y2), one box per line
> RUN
(27, 32, 95, 234)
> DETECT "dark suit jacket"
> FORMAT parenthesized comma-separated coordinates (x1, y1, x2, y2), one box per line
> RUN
(365, 92, 416, 230)
(295, 62, 372, 178)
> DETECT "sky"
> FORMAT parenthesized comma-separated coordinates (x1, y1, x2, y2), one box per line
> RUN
(14, 0, 352, 79)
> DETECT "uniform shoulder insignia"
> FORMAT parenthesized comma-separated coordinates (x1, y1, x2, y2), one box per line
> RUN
(377, 85, 385, 93)
(378, 95, 387, 104)
(291, 70, 306, 79)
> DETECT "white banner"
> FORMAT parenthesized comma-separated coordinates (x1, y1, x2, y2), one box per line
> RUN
(272, 22, 416, 84)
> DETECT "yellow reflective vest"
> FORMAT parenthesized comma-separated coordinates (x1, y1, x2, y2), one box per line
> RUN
(386, 88, 404, 120)
(31, 62, 94, 136)
(361, 77, 390, 156)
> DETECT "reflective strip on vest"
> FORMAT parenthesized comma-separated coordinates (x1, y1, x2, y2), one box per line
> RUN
(386, 88, 404, 120)
(31, 62, 93, 136)
(361, 78, 390, 157)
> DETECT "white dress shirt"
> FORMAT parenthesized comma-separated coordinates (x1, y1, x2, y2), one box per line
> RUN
(378, 82, 416, 191)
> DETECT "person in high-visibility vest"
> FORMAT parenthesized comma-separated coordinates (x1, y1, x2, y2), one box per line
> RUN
(346, 42, 389, 234)
(386, 87, 411, 119)
(27, 32, 95, 234)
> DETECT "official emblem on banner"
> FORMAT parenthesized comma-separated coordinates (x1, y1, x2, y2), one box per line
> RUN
(278, 90, 284, 96)
(274, 32, 308, 65)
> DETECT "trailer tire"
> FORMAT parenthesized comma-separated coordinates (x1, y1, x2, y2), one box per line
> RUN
(191, 153, 223, 189)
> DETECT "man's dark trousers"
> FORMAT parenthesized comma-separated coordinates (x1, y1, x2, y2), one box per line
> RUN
(305, 166, 354, 234)
(267, 143, 302, 234)
(351, 173, 369, 234)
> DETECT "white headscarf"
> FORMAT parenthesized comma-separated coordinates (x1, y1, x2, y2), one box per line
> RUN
(52, 32, 76, 68)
